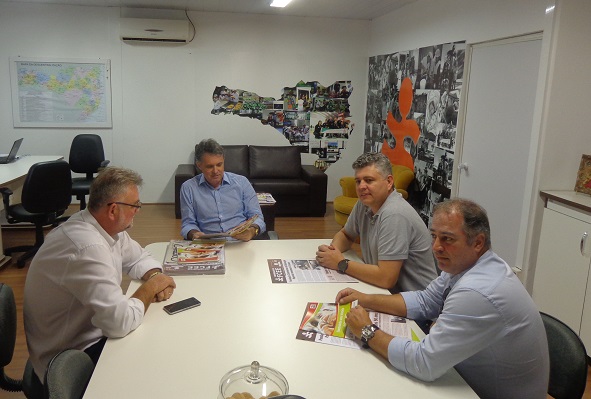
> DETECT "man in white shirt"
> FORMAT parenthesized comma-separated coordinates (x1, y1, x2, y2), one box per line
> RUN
(24, 167, 176, 381)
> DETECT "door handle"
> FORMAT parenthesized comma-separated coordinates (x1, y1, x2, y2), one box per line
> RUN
(457, 162, 469, 175)
(581, 232, 588, 256)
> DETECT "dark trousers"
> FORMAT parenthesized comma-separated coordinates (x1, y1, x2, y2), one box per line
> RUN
(84, 336, 108, 365)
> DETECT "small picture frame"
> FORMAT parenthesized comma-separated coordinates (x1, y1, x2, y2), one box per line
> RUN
(574, 154, 591, 195)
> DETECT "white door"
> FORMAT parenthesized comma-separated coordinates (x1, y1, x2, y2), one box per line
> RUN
(457, 35, 542, 269)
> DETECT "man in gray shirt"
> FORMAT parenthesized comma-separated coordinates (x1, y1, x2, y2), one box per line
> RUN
(316, 152, 437, 293)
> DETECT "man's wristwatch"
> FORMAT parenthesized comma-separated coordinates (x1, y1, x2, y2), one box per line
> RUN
(361, 323, 380, 347)
(251, 225, 260, 237)
(337, 258, 349, 274)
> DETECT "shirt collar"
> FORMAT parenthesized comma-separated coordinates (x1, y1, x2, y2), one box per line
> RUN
(363, 190, 401, 220)
(75, 209, 119, 245)
(197, 172, 229, 189)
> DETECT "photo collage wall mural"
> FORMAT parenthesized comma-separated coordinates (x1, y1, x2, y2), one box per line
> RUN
(365, 41, 466, 225)
(211, 81, 354, 170)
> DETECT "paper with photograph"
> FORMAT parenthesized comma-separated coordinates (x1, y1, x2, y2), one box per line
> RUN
(199, 215, 258, 239)
(296, 301, 416, 349)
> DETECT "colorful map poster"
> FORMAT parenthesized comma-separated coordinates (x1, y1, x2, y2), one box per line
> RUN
(10, 57, 112, 128)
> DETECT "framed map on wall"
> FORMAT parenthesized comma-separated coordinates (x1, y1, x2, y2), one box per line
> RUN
(10, 57, 112, 128)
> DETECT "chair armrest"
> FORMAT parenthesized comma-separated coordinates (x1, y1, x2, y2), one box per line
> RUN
(301, 165, 327, 216)
(175, 164, 197, 219)
(396, 189, 409, 200)
(0, 187, 13, 208)
(100, 160, 110, 168)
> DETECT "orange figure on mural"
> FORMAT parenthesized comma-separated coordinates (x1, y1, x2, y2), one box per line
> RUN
(381, 77, 420, 170)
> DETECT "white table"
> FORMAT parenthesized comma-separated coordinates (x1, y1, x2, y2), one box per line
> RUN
(0, 155, 63, 267)
(84, 239, 477, 399)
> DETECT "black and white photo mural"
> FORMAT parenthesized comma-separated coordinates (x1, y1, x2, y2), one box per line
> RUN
(365, 41, 465, 225)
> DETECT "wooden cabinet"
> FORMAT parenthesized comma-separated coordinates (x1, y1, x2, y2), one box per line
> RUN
(533, 191, 591, 346)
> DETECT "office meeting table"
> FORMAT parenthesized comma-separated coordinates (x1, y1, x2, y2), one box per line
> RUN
(83, 239, 477, 399)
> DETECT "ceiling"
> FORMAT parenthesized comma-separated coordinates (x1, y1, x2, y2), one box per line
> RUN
(0, 0, 417, 20)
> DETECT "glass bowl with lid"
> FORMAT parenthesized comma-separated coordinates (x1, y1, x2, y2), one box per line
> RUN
(219, 360, 288, 399)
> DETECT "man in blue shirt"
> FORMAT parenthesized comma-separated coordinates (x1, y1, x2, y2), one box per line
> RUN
(336, 198, 549, 399)
(180, 139, 266, 241)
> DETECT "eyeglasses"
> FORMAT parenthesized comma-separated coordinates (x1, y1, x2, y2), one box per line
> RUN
(107, 201, 142, 210)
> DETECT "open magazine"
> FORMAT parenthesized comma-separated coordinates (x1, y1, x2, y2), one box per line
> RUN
(296, 301, 417, 349)
(268, 259, 358, 283)
(162, 239, 226, 275)
(199, 215, 258, 239)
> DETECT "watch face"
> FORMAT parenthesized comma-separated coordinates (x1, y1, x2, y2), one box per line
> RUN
(361, 324, 378, 344)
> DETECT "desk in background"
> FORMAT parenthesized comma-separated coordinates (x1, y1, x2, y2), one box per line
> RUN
(0, 155, 63, 268)
(84, 239, 477, 399)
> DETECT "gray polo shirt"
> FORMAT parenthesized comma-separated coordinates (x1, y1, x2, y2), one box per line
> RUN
(344, 191, 437, 292)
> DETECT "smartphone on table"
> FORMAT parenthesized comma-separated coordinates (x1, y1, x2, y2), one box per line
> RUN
(163, 297, 201, 315)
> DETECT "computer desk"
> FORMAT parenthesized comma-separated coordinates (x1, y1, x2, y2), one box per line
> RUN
(84, 239, 478, 399)
(0, 155, 63, 268)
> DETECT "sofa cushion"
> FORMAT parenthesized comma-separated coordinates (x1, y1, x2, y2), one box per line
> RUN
(194, 145, 249, 178)
(249, 146, 301, 179)
(251, 179, 309, 196)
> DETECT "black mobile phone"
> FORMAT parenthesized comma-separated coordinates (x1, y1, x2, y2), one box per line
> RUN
(163, 297, 201, 315)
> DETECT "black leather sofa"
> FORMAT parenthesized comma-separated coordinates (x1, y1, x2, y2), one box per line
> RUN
(174, 145, 327, 219)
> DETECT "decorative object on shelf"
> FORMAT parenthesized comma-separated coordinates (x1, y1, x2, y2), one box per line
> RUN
(314, 159, 327, 170)
(574, 154, 591, 195)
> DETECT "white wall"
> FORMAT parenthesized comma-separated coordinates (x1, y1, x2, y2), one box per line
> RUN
(369, 0, 547, 54)
(523, 0, 591, 290)
(0, 3, 369, 203)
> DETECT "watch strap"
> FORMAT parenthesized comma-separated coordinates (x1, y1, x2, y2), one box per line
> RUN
(337, 258, 350, 274)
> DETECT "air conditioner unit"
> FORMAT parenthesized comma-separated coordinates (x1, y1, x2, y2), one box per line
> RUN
(120, 18, 190, 43)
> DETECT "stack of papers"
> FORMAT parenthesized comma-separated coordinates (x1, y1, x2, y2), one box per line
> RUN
(162, 240, 226, 275)
(257, 193, 276, 204)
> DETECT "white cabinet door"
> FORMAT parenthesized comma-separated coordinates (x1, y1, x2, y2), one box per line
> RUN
(532, 207, 591, 333)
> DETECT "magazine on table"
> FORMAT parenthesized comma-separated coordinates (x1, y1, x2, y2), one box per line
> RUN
(257, 192, 276, 204)
(199, 215, 258, 239)
(267, 259, 358, 284)
(296, 301, 417, 349)
(162, 239, 226, 275)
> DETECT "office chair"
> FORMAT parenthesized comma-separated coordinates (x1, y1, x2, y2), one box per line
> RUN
(541, 312, 588, 399)
(69, 134, 109, 210)
(0, 160, 72, 268)
(0, 283, 43, 399)
(44, 349, 94, 399)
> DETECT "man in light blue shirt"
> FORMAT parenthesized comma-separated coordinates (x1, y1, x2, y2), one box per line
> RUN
(336, 198, 549, 399)
(180, 139, 265, 241)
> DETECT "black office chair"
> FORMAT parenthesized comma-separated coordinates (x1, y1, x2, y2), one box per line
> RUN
(0, 283, 43, 399)
(541, 312, 588, 399)
(69, 134, 109, 210)
(0, 160, 72, 268)
(44, 349, 94, 399)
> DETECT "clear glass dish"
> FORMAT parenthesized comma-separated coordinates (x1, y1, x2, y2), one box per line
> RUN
(219, 361, 289, 399)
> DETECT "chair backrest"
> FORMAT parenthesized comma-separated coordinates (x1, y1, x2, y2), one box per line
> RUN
(21, 160, 72, 214)
(68, 134, 106, 175)
(0, 283, 21, 392)
(0, 283, 16, 369)
(44, 349, 94, 399)
(541, 312, 588, 399)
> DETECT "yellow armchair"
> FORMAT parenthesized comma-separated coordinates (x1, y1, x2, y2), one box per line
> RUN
(333, 164, 414, 226)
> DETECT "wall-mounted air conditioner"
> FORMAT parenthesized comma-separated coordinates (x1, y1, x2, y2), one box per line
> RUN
(120, 18, 190, 43)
